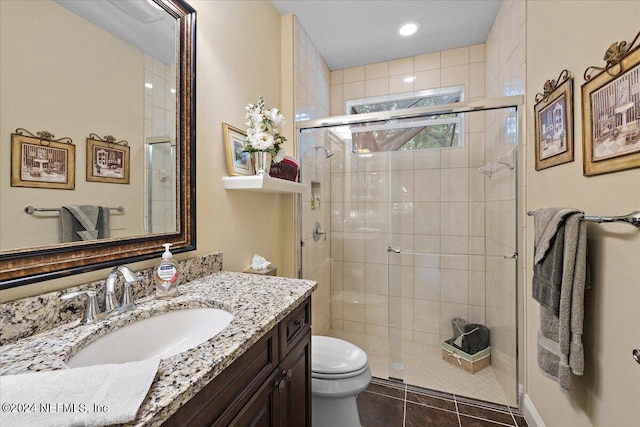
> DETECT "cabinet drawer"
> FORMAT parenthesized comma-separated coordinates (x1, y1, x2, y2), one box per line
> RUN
(164, 327, 278, 426)
(279, 297, 311, 359)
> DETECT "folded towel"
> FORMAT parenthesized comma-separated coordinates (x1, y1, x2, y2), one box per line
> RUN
(60, 205, 110, 243)
(534, 211, 588, 391)
(0, 358, 159, 426)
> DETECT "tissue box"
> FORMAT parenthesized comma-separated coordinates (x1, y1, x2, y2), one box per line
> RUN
(441, 338, 491, 374)
(244, 266, 278, 276)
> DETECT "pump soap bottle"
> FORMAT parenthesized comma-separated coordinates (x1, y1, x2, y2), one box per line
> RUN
(155, 243, 180, 298)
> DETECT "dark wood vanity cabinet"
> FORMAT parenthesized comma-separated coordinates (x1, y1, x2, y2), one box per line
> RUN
(164, 297, 311, 427)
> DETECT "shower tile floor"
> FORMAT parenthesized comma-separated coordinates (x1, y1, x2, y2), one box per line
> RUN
(357, 378, 528, 427)
(328, 328, 514, 406)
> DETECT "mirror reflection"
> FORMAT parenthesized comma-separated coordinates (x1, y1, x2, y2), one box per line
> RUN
(0, 0, 179, 251)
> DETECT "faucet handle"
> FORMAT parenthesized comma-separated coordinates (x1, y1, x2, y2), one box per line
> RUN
(61, 290, 101, 324)
(119, 281, 137, 311)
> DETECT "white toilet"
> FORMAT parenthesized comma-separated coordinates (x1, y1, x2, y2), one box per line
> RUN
(311, 335, 372, 427)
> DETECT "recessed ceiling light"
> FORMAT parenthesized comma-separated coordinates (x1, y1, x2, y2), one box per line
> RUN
(403, 76, 416, 83)
(398, 22, 419, 37)
(145, 83, 153, 89)
(170, 88, 177, 94)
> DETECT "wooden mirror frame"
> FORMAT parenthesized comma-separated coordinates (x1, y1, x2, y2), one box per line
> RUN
(0, 0, 196, 289)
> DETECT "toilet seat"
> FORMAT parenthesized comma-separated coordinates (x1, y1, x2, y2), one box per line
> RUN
(312, 336, 368, 378)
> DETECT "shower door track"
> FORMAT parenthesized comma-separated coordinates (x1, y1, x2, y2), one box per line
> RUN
(296, 95, 523, 130)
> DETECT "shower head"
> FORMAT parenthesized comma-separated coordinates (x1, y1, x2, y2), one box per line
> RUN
(314, 146, 334, 158)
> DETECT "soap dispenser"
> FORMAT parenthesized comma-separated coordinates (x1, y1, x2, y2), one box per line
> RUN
(155, 243, 180, 298)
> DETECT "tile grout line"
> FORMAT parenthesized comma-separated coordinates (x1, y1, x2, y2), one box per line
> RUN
(454, 394, 462, 427)
(508, 405, 518, 426)
(402, 383, 407, 427)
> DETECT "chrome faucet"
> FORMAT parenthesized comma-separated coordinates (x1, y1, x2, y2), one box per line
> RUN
(105, 265, 139, 312)
(60, 265, 139, 324)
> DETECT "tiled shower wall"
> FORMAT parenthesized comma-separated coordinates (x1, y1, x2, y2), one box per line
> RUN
(328, 46, 490, 344)
(294, 18, 332, 335)
(143, 54, 176, 234)
(483, 0, 526, 405)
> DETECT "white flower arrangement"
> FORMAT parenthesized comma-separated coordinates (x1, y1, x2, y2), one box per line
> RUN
(243, 96, 286, 163)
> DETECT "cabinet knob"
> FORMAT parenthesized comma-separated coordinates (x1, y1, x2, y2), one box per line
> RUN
(274, 380, 285, 392)
(282, 369, 292, 381)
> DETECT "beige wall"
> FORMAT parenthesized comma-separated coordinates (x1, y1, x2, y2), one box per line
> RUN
(525, 1, 640, 426)
(1, 0, 293, 302)
(0, 0, 145, 250)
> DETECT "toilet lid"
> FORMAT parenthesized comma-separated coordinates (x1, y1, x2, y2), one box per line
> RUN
(312, 336, 368, 375)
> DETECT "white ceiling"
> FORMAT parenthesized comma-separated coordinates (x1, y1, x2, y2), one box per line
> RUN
(271, 0, 502, 71)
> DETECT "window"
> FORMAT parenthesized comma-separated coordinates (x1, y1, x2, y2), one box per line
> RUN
(346, 87, 464, 153)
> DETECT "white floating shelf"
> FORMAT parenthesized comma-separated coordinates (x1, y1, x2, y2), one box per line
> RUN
(222, 175, 306, 194)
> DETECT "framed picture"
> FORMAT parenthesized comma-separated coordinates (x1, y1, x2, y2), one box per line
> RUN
(582, 46, 640, 176)
(222, 122, 252, 176)
(11, 132, 75, 190)
(534, 72, 574, 170)
(86, 137, 130, 184)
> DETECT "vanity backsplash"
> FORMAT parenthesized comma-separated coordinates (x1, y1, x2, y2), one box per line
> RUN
(0, 252, 223, 345)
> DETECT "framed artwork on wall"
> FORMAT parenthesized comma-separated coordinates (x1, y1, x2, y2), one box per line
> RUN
(534, 70, 574, 170)
(222, 122, 252, 176)
(582, 44, 640, 176)
(86, 134, 130, 184)
(10, 129, 75, 190)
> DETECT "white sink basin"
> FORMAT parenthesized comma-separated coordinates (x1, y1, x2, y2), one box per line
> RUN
(67, 308, 233, 368)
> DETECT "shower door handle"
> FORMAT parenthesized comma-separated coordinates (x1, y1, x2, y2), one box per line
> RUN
(387, 246, 401, 254)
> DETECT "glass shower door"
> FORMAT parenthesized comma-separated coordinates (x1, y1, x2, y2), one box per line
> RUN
(385, 106, 520, 405)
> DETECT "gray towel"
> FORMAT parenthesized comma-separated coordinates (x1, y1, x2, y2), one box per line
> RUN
(532, 208, 581, 314)
(535, 212, 588, 391)
(60, 205, 110, 243)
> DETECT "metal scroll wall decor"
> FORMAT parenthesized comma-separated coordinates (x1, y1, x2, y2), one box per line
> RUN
(581, 30, 640, 176)
(85, 133, 131, 184)
(534, 70, 574, 170)
(10, 127, 76, 190)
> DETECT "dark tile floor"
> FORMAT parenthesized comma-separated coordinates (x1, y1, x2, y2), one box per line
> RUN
(357, 378, 528, 427)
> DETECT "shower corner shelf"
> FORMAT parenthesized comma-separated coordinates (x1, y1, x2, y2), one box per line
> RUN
(222, 175, 306, 194)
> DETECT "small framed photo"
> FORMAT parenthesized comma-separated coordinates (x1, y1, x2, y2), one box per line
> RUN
(534, 74, 574, 170)
(11, 133, 75, 190)
(86, 137, 130, 184)
(222, 122, 252, 176)
(582, 46, 640, 176)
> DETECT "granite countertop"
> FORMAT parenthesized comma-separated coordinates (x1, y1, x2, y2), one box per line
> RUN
(0, 271, 316, 426)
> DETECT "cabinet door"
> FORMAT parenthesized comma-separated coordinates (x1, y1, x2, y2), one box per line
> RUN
(229, 369, 281, 427)
(279, 330, 311, 427)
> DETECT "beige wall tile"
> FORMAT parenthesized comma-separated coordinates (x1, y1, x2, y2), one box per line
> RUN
(413, 267, 441, 301)
(441, 169, 469, 202)
(413, 202, 441, 235)
(469, 62, 485, 99)
(414, 299, 440, 333)
(330, 69, 343, 85)
(441, 46, 469, 67)
(441, 64, 469, 88)
(440, 202, 469, 236)
(414, 69, 440, 90)
(414, 51, 440, 71)
(365, 263, 389, 295)
(389, 74, 415, 94)
(343, 65, 365, 83)
(342, 320, 365, 334)
(413, 169, 441, 201)
(441, 269, 469, 304)
(389, 57, 414, 76)
(365, 294, 389, 325)
(365, 61, 389, 80)
(330, 84, 343, 115)
(469, 44, 485, 63)
(365, 77, 389, 97)
(343, 81, 365, 101)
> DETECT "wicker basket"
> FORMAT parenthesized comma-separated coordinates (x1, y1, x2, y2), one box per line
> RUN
(441, 338, 491, 374)
(269, 156, 299, 182)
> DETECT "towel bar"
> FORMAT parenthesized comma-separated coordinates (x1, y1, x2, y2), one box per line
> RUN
(527, 210, 640, 228)
(25, 205, 125, 214)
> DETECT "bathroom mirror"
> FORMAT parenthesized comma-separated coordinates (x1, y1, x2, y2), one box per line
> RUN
(0, 0, 196, 288)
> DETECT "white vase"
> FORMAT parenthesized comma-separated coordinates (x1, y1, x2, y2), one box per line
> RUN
(253, 152, 272, 175)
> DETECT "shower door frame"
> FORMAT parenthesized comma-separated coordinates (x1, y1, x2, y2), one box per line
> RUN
(297, 95, 525, 406)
